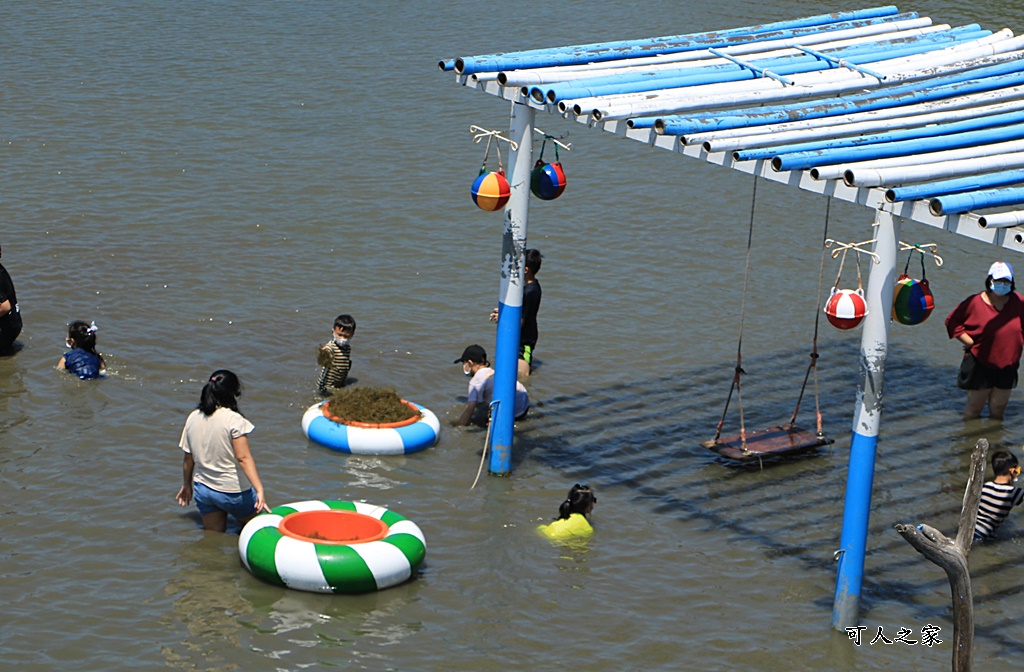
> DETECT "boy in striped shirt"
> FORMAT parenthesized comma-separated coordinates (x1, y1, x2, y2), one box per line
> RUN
(974, 450, 1024, 543)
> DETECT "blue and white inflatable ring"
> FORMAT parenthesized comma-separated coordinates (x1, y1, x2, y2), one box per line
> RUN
(301, 400, 440, 455)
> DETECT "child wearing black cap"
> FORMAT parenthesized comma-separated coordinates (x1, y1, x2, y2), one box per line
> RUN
(453, 344, 529, 426)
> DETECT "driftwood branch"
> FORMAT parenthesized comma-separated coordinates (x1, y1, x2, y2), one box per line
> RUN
(894, 438, 988, 672)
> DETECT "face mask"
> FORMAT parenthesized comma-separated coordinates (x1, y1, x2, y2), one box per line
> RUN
(333, 337, 349, 346)
(463, 364, 472, 377)
(65, 339, 73, 348)
(993, 282, 1012, 296)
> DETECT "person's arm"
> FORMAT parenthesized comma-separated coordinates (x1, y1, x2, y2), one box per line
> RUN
(176, 453, 195, 506)
(0, 298, 10, 319)
(455, 400, 477, 426)
(232, 435, 270, 513)
(56, 356, 67, 370)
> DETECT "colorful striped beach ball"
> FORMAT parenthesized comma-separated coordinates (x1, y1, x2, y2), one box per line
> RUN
(892, 275, 934, 326)
(825, 288, 868, 330)
(530, 160, 567, 200)
(471, 170, 510, 211)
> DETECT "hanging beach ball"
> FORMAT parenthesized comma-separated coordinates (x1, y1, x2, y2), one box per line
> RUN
(892, 274, 934, 326)
(825, 288, 868, 330)
(471, 170, 510, 212)
(530, 160, 567, 200)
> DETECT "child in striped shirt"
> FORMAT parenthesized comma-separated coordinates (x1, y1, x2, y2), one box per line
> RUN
(974, 450, 1024, 543)
(316, 314, 356, 396)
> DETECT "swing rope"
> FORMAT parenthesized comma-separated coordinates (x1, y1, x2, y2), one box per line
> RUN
(712, 175, 758, 447)
(788, 196, 831, 437)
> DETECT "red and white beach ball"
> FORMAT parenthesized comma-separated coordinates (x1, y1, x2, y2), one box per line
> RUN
(470, 170, 510, 211)
(824, 288, 868, 330)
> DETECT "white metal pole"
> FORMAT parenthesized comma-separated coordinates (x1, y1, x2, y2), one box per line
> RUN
(490, 102, 534, 474)
(832, 209, 901, 629)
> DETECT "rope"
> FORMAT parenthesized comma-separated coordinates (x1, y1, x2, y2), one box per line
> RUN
(789, 196, 830, 436)
(713, 175, 757, 447)
(470, 400, 499, 490)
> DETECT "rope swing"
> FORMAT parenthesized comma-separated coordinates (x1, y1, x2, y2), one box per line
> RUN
(702, 180, 835, 464)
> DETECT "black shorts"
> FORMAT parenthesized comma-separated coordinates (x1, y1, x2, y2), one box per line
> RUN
(958, 353, 1018, 390)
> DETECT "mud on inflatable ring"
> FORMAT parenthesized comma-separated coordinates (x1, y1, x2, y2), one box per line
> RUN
(239, 500, 426, 594)
(301, 400, 440, 455)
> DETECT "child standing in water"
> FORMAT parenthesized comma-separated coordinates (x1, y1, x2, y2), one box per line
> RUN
(317, 314, 356, 396)
(974, 450, 1024, 542)
(537, 484, 597, 540)
(57, 320, 105, 379)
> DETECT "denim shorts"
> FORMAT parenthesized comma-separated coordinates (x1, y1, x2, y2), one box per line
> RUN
(194, 481, 259, 519)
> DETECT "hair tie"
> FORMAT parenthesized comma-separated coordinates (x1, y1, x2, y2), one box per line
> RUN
(87, 321, 98, 334)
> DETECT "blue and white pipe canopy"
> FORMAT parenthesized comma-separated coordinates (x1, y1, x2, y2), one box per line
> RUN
(441, 5, 1024, 249)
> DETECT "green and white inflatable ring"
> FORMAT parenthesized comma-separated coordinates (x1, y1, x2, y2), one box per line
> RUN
(238, 500, 426, 594)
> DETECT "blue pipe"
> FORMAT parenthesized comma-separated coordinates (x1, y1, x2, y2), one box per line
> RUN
(887, 168, 1024, 202)
(544, 30, 980, 103)
(654, 51, 1024, 136)
(771, 122, 1024, 172)
(454, 7, 904, 74)
(930, 187, 1024, 215)
(736, 109, 1024, 163)
(833, 431, 878, 628)
(490, 301, 522, 473)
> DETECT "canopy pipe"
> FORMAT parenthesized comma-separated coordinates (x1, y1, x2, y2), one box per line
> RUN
(736, 108, 1024, 163)
(541, 30, 976, 105)
(447, 7, 902, 75)
(651, 54, 1024, 135)
(886, 168, 1024, 202)
(582, 33, 1023, 120)
(499, 19, 939, 88)
(771, 121, 1024, 172)
(699, 78, 1021, 153)
(846, 149, 1024, 187)
(813, 137, 1024, 181)
(930, 186, 1024, 216)
(979, 210, 1024, 228)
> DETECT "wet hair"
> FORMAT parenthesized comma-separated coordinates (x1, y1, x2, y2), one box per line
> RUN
(985, 276, 1016, 292)
(524, 248, 543, 274)
(992, 450, 1020, 476)
(67, 320, 104, 365)
(334, 314, 357, 332)
(199, 369, 243, 416)
(557, 484, 597, 520)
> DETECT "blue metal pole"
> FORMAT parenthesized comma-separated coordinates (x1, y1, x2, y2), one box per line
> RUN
(489, 102, 534, 475)
(832, 210, 901, 630)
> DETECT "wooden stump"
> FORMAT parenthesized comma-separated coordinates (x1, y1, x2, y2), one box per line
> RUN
(894, 438, 988, 672)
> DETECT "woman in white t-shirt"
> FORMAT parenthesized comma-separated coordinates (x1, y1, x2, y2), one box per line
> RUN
(175, 370, 270, 532)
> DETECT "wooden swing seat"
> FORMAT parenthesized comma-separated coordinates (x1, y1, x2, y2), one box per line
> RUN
(702, 424, 833, 462)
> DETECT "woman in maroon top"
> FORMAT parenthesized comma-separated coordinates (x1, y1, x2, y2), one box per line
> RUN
(946, 261, 1024, 420)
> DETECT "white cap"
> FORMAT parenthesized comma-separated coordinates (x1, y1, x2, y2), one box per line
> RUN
(989, 261, 1014, 281)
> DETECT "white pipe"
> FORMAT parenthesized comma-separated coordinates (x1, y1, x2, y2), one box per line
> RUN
(847, 151, 1024, 187)
(690, 84, 1024, 148)
(578, 34, 1024, 120)
(581, 44, 1024, 121)
(979, 211, 1024, 228)
(812, 137, 1024, 181)
(702, 93, 1024, 152)
(498, 18, 938, 87)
